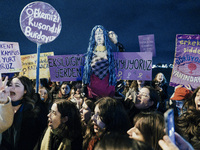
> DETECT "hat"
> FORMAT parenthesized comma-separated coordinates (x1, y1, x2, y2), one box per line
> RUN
(170, 87, 193, 101)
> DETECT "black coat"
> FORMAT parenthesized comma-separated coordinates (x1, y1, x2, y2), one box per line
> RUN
(1, 100, 48, 150)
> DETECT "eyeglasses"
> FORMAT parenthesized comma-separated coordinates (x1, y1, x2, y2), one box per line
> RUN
(91, 112, 101, 120)
(137, 92, 149, 98)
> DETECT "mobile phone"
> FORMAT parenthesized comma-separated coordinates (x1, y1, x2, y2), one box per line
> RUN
(164, 109, 175, 143)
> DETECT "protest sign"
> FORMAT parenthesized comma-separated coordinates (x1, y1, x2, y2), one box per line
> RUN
(115, 52, 152, 81)
(48, 54, 85, 81)
(0, 41, 22, 73)
(138, 34, 156, 57)
(170, 34, 200, 89)
(20, 1, 62, 44)
(20, 52, 54, 79)
(48, 52, 152, 81)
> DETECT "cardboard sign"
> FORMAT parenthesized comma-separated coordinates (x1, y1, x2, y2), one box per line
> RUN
(170, 34, 200, 89)
(138, 34, 156, 57)
(20, 2, 62, 44)
(0, 41, 22, 73)
(48, 54, 85, 81)
(20, 52, 54, 79)
(48, 52, 152, 81)
(115, 52, 152, 81)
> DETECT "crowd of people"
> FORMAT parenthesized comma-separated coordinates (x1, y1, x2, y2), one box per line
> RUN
(0, 25, 198, 150)
(0, 71, 198, 150)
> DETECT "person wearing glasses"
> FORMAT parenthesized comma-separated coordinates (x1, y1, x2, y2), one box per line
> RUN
(124, 86, 160, 124)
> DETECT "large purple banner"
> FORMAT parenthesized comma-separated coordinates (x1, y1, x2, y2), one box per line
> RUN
(170, 34, 200, 89)
(48, 52, 152, 81)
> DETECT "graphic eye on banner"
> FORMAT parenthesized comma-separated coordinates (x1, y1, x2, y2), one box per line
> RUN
(20, 52, 54, 79)
(170, 34, 200, 89)
(48, 52, 152, 82)
(0, 41, 22, 73)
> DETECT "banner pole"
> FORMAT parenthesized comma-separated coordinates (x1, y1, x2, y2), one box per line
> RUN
(36, 43, 41, 93)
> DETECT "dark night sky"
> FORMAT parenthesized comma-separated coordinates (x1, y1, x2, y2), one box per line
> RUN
(1, 0, 200, 65)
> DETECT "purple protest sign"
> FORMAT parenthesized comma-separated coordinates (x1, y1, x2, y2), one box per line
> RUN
(48, 54, 85, 81)
(138, 34, 156, 57)
(170, 34, 200, 89)
(20, 1, 62, 44)
(114, 52, 152, 81)
(48, 52, 152, 82)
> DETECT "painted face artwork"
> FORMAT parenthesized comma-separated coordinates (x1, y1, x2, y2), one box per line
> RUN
(9, 78, 25, 101)
(80, 101, 92, 123)
(39, 87, 48, 101)
(156, 73, 164, 83)
(135, 87, 153, 109)
(48, 103, 62, 129)
(195, 89, 200, 110)
(95, 28, 104, 46)
(91, 104, 105, 133)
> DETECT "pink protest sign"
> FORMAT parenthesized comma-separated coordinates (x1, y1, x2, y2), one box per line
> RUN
(170, 34, 200, 89)
(20, 1, 62, 44)
(138, 34, 156, 57)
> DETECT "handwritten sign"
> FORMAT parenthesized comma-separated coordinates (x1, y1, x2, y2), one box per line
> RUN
(0, 41, 22, 73)
(115, 52, 152, 81)
(20, 52, 54, 79)
(20, 2, 62, 44)
(138, 34, 156, 57)
(48, 54, 85, 81)
(48, 52, 152, 81)
(170, 34, 200, 89)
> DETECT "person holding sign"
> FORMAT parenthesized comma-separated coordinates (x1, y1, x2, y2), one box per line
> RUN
(82, 25, 117, 99)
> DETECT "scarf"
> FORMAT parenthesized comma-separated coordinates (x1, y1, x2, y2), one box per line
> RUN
(41, 127, 71, 150)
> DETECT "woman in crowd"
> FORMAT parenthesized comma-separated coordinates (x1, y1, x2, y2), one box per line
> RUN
(152, 72, 168, 113)
(127, 111, 165, 150)
(39, 86, 53, 111)
(94, 132, 153, 150)
(56, 82, 71, 100)
(83, 97, 131, 150)
(80, 98, 94, 135)
(0, 75, 47, 150)
(125, 80, 149, 102)
(183, 86, 200, 111)
(34, 99, 82, 150)
(124, 86, 160, 124)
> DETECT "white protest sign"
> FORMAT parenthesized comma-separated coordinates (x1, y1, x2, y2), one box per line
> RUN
(0, 41, 22, 73)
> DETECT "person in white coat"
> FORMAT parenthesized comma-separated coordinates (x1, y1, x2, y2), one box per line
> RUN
(0, 76, 14, 144)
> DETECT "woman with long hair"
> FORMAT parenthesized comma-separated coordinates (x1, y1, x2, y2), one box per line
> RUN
(34, 99, 82, 150)
(1, 75, 47, 150)
(83, 97, 131, 150)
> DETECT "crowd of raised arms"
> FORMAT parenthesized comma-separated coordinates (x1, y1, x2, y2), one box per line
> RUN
(0, 71, 198, 150)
